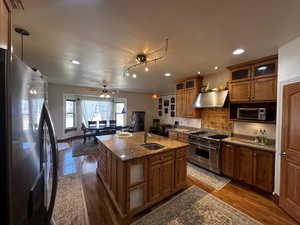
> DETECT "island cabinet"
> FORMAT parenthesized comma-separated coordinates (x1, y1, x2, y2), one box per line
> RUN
(221, 143, 275, 193)
(96, 134, 188, 224)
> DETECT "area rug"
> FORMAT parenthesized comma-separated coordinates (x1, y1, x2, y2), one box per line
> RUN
(132, 185, 262, 225)
(187, 163, 231, 190)
(53, 173, 89, 225)
(72, 140, 99, 157)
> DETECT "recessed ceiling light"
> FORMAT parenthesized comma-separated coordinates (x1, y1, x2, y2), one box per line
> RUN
(164, 73, 171, 77)
(71, 60, 80, 65)
(233, 48, 245, 55)
(197, 71, 201, 75)
(132, 74, 137, 78)
(145, 67, 149, 72)
(214, 66, 219, 70)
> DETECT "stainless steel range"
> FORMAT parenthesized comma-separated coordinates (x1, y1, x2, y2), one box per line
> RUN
(188, 130, 229, 174)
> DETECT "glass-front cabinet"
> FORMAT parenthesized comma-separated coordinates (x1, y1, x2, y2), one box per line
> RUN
(231, 66, 251, 82)
(253, 60, 277, 78)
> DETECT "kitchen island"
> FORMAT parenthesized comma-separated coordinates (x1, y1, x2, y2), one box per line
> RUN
(96, 132, 189, 224)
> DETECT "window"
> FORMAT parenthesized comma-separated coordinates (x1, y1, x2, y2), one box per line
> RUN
(65, 100, 76, 129)
(115, 102, 126, 126)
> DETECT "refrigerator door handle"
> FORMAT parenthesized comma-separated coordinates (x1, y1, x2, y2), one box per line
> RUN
(40, 104, 58, 224)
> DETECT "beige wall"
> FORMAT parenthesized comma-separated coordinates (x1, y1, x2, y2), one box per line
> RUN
(274, 36, 300, 194)
(48, 83, 156, 139)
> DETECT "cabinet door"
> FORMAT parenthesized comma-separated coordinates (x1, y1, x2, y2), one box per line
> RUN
(127, 159, 147, 187)
(230, 80, 251, 102)
(185, 79, 195, 89)
(128, 184, 147, 211)
(231, 66, 252, 82)
(236, 146, 253, 185)
(176, 90, 186, 117)
(174, 156, 187, 190)
(253, 150, 274, 192)
(148, 163, 161, 202)
(185, 89, 197, 117)
(252, 77, 277, 101)
(253, 59, 277, 78)
(221, 143, 235, 178)
(160, 159, 174, 195)
(0, 0, 9, 50)
(168, 131, 178, 140)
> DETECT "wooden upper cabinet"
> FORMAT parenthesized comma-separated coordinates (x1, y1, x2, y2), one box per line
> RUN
(253, 59, 277, 79)
(175, 76, 202, 118)
(0, 0, 10, 50)
(228, 55, 278, 103)
(253, 150, 274, 193)
(231, 66, 251, 82)
(176, 90, 185, 117)
(229, 80, 251, 102)
(252, 77, 277, 101)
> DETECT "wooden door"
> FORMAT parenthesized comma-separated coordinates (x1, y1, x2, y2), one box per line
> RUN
(0, 0, 10, 50)
(280, 82, 300, 223)
(229, 80, 251, 102)
(252, 77, 277, 101)
(236, 146, 253, 185)
(221, 143, 235, 178)
(174, 156, 187, 190)
(148, 162, 161, 202)
(253, 150, 274, 193)
(160, 159, 174, 195)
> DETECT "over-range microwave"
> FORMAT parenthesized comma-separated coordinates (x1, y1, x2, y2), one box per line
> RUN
(237, 108, 267, 121)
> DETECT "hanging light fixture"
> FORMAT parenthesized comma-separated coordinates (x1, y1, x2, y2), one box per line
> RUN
(99, 83, 118, 98)
(124, 38, 169, 77)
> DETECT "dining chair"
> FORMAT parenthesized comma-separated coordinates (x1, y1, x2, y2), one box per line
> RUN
(108, 120, 117, 134)
(88, 121, 97, 126)
(98, 120, 107, 127)
(81, 122, 96, 143)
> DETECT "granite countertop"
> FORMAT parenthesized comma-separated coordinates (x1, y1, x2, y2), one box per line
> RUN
(223, 137, 276, 152)
(96, 132, 189, 161)
(168, 127, 202, 134)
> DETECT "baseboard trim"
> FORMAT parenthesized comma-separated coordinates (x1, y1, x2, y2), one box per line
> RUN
(272, 193, 279, 205)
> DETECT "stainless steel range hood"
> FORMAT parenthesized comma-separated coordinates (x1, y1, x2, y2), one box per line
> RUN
(193, 90, 228, 108)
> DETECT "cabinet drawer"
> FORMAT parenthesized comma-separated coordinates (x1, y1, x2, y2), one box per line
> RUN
(149, 155, 161, 165)
(176, 148, 187, 158)
(161, 151, 174, 161)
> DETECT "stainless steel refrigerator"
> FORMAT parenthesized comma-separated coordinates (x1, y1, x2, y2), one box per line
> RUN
(1, 48, 58, 225)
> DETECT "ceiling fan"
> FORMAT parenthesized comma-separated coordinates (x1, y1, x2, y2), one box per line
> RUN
(98, 83, 119, 98)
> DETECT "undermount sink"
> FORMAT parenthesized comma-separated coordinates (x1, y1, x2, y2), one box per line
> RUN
(141, 143, 164, 150)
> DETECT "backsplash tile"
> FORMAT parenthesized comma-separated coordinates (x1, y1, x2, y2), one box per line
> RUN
(201, 108, 233, 132)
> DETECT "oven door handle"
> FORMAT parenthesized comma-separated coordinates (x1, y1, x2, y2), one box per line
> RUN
(190, 143, 217, 151)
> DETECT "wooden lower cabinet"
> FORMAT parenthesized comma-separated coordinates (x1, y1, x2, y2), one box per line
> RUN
(253, 150, 275, 192)
(236, 146, 254, 185)
(168, 131, 189, 143)
(97, 145, 188, 221)
(221, 143, 235, 178)
(174, 155, 187, 190)
(221, 143, 274, 193)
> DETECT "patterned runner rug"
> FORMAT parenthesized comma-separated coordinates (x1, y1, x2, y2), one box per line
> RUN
(132, 185, 262, 225)
(53, 173, 89, 225)
(187, 162, 231, 190)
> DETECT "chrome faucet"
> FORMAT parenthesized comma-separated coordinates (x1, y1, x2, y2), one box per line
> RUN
(144, 131, 151, 144)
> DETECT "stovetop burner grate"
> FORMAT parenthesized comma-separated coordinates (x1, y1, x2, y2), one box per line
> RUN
(208, 134, 228, 140)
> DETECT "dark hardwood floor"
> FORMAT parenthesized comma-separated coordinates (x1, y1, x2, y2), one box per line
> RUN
(58, 146, 299, 225)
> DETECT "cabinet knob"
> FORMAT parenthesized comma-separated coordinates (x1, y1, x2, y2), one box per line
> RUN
(281, 152, 287, 157)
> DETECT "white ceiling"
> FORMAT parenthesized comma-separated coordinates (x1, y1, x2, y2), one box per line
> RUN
(11, 0, 300, 94)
